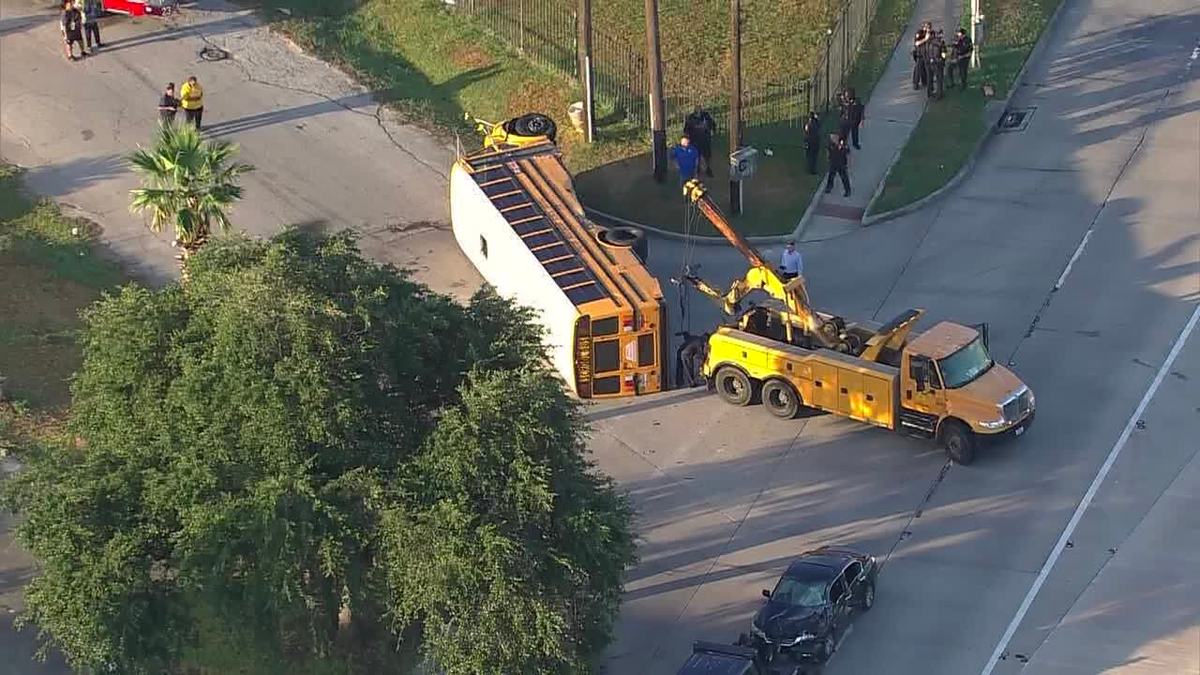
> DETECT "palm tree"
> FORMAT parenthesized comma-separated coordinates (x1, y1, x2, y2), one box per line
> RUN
(129, 122, 254, 280)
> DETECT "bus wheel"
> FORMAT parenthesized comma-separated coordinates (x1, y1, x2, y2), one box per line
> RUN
(940, 420, 977, 465)
(714, 367, 756, 407)
(762, 379, 801, 419)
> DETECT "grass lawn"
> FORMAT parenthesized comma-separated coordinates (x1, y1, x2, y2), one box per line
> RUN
(0, 165, 126, 451)
(869, 0, 1064, 214)
(250, 0, 914, 236)
(577, 0, 918, 236)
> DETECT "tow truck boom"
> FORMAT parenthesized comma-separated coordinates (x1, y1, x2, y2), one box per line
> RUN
(681, 180, 849, 351)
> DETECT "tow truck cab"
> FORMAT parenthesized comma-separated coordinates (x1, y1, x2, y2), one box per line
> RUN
(676, 641, 798, 675)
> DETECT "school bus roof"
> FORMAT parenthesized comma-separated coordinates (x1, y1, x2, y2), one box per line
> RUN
(459, 140, 662, 314)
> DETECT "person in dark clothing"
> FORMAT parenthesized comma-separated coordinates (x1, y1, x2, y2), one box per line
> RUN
(948, 28, 973, 89)
(838, 91, 855, 144)
(802, 111, 821, 175)
(927, 31, 946, 100)
(80, 0, 103, 50)
(912, 22, 932, 90)
(683, 107, 718, 177)
(675, 332, 710, 388)
(845, 88, 865, 149)
(825, 135, 851, 197)
(159, 83, 179, 125)
(60, 0, 86, 61)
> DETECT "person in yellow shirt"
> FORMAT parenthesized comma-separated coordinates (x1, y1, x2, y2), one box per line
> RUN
(180, 76, 204, 130)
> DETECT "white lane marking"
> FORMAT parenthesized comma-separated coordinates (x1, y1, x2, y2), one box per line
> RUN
(978, 300, 1200, 675)
(1053, 229, 1092, 290)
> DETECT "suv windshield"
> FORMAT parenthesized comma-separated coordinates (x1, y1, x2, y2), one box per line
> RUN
(770, 576, 827, 608)
(937, 337, 994, 389)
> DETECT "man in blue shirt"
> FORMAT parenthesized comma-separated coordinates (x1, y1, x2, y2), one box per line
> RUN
(671, 135, 699, 196)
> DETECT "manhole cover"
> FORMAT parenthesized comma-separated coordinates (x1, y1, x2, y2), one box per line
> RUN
(199, 46, 229, 61)
(998, 107, 1035, 132)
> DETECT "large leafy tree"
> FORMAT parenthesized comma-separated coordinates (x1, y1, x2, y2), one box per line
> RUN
(128, 122, 254, 280)
(1, 230, 636, 675)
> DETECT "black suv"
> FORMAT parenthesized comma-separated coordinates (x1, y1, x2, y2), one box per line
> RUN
(748, 547, 878, 664)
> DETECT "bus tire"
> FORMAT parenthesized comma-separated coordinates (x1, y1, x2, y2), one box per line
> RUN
(762, 379, 801, 419)
(509, 113, 557, 142)
(714, 366, 756, 407)
(596, 225, 648, 262)
(939, 420, 977, 465)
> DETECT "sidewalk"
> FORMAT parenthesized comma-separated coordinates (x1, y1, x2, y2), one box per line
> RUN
(800, 0, 963, 242)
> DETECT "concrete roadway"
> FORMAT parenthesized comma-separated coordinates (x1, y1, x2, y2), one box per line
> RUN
(591, 0, 1200, 673)
(1, 0, 1198, 675)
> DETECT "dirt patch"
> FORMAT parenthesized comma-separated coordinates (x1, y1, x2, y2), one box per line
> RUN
(450, 44, 494, 70)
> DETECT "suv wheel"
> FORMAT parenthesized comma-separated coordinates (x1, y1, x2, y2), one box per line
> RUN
(862, 581, 875, 611)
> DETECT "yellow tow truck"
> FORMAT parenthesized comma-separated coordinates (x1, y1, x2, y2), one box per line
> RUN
(681, 180, 1034, 464)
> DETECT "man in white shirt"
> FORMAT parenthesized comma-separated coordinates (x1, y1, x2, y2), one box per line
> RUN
(780, 241, 802, 280)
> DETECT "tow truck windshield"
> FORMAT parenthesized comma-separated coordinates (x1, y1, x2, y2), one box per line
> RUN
(937, 337, 994, 389)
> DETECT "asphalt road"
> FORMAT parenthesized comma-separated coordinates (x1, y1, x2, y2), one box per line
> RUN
(2, 0, 1198, 674)
(590, 0, 1200, 673)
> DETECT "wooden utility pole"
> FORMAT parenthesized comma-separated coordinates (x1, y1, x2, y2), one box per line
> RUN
(578, 0, 596, 142)
(645, 0, 667, 182)
(729, 0, 743, 214)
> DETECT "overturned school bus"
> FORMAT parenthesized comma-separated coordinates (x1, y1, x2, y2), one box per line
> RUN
(680, 181, 1034, 465)
(449, 113, 667, 399)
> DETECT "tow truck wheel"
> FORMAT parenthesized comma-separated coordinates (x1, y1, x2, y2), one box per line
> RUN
(714, 366, 756, 407)
(940, 420, 977, 465)
(762, 379, 801, 419)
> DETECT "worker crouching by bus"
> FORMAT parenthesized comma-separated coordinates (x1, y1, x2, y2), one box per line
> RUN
(676, 332, 711, 388)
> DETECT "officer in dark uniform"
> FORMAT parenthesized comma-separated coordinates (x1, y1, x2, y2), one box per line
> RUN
(824, 135, 851, 197)
(948, 28, 974, 89)
(845, 88, 865, 149)
(927, 30, 946, 100)
(802, 111, 822, 175)
(912, 22, 932, 90)
(683, 107, 718, 177)
(838, 91, 854, 143)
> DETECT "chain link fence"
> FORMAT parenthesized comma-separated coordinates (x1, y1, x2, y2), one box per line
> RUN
(443, 0, 881, 134)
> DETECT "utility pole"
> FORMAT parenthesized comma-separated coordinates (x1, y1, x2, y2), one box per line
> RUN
(578, 0, 596, 142)
(970, 0, 982, 69)
(729, 0, 742, 214)
(645, 0, 667, 182)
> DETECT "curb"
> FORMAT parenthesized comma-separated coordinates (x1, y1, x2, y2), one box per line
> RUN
(862, 0, 1073, 225)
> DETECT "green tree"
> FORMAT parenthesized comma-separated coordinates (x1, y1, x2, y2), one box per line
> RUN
(128, 122, 254, 280)
(1, 229, 636, 675)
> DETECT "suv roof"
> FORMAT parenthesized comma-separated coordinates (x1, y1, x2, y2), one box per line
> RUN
(675, 641, 758, 675)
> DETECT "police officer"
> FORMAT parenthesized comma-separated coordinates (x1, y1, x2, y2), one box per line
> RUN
(824, 134, 851, 198)
(948, 28, 974, 90)
(683, 107, 718, 177)
(845, 88, 865, 149)
(802, 111, 821, 175)
(912, 22, 932, 90)
(837, 92, 853, 146)
(927, 30, 946, 100)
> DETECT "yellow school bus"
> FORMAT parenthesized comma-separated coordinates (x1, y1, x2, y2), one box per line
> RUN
(449, 113, 667, 398)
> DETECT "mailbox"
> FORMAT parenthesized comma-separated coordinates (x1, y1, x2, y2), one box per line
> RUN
(729, 147, 759, 181)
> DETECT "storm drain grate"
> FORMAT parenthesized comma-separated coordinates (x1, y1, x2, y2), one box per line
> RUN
(997, 107, 1036, 132)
